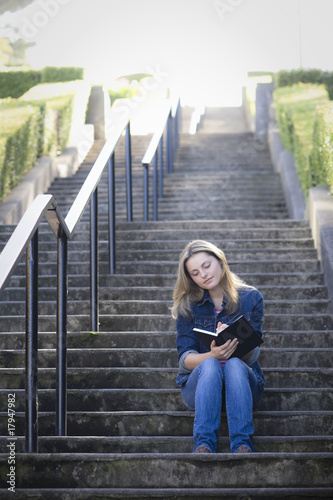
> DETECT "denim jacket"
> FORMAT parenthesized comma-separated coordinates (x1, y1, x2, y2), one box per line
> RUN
(175, 286, 265, 389)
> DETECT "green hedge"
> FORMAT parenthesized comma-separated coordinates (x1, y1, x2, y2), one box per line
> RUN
(0, 102, 40, 201)
(36, 95, 74, 157)
(19, 82, 79, 156)
(0, 66, 84, 99)
(108, 86, 138, 104)
(41, 66, 84, 83)
(275, 68, 333, 100)
(273, 83, 329, 194)
(309, 103, 333, 193)
(0, 80, 85, 202)
(0, 70, 41, 99)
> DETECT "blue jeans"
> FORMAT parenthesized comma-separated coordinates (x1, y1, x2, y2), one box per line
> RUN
(180, 357, 264, 453)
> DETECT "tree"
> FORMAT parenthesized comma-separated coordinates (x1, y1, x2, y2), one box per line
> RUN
(10, 38, 35, 66)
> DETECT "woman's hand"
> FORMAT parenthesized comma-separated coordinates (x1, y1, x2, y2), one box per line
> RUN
(216, 321, 229, 334)
(210, 321, 238, 361)
(183, 321, 238, 371)
(210, 337, 238, 360)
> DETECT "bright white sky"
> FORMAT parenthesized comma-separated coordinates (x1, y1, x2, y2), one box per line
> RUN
(1, 0, 333, 105)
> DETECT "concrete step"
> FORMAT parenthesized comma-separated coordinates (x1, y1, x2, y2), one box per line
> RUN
(1, 366, 332, 390)
(3, 259, 321, 278)
(0, 298, 330, 316)
(1, 435, 332, 454)
(2, 347, 333, 369)
(0, 410, 332, 436)
(157, 211, 290, 221)
(103, 271, 325, 287)
(0, 312, 332, 332)
(1, 487, 332, 500)
(1, 388, 332, 412)
(0, 222, 314, 240)
(2, 271, 326, 290)
(0, 284, 328, 302)
(0, 238, 317, 253)
(0, 247, 318, 263)
(1, 329, 332, 350)
(0, 452, 332, 490)
(0, 219, 312, 234)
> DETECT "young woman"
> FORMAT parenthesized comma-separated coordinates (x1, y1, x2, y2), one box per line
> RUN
(171, 240, 265, 454)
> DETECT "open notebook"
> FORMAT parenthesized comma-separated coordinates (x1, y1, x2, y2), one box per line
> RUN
(193, 315, 263, 358)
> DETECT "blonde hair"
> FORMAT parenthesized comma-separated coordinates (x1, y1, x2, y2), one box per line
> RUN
(171, 240, 247, 320)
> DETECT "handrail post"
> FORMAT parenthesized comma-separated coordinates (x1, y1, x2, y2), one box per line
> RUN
(153, 152, 158, 221)
(25, 230, 39, 453)
(125, 122, 133, 222)
(90, 188, 99, 332)
(143, 164, 149, 221)
(173, 98, 180, 156)
(166, 111, 173, 173)
(108, 152, 116, 274)
(158, 136, 163, 198)
(56, 235, 68, 436)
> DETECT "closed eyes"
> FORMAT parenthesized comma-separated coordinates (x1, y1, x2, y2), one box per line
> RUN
(191, 261, 211, 276)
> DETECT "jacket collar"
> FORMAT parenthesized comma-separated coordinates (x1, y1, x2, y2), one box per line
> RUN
(198, 290, 211, 306)
(198, 289, 227, 308)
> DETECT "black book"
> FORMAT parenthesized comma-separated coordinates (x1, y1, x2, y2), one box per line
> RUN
(193, 315, 263, 359)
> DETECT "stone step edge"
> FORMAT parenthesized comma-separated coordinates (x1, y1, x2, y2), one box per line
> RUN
(1, 387, 331, 395)
(0, 298, 329, 304)
(1, 312, 331, 320)
(2, 347, 333, 354)
(0, 451, 332, 460)
(0, 329, 332, 334)
(9, 258, 322, 267)
(0, 410, 331, 417)
(0, 487, 331, 498)
(1, 284, 328, 290)
(0, 435, 331, 443)
(1, 366, 332, 372)
(0, 218, 310, 229)
(4, 272, 324, 279)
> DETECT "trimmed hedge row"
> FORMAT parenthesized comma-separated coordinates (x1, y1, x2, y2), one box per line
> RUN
(0, 70, 41, 100)
(0, 81, 83, 202)
(275, 68, 333, 100)
(41, 66, 84, 83)
(108, 86, 138, 104)
(0, 102, 40, 201)
(19, 82, 80, 156)
(310, 103, 333, 193)
(273, 83, 333, 195)
(0, 66, 84, 99)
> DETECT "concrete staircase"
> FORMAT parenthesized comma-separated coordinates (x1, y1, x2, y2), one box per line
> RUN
(0, 107, 333, 498)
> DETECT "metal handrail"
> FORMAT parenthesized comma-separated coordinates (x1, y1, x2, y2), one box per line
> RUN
(0, 101, 132, 452)
(142, 97, 180, 220)
(0, 195, 69, 452)
(0, 93, 180, 454)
